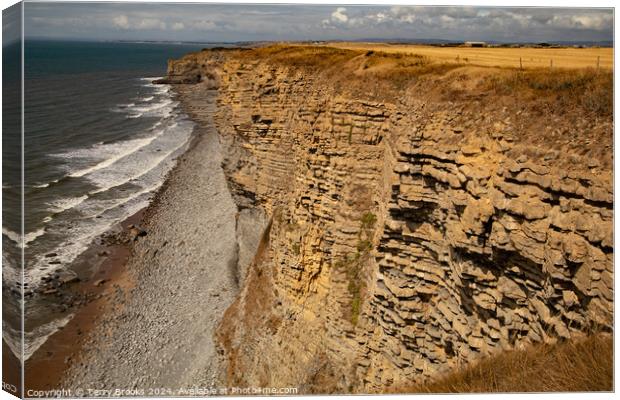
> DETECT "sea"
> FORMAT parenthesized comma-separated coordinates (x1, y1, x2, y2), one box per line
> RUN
(2, 40, 212, 361)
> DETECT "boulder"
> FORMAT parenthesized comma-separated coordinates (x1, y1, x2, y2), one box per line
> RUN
(562, 290, 579, 307)
(562, 233, 589, 264)
(129, 225, 147, 241)
(497, 276, 526, 301)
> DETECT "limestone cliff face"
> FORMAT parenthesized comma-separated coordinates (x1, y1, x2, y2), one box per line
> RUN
(169, 49, 613, 392)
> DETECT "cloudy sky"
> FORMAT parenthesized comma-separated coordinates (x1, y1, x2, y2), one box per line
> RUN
(19, 3, 614, 43)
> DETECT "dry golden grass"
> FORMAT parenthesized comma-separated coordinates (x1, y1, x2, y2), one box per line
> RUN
(325, 42, 613, 70)
(222, 44, 612, 162)
(240, 44, 361, 70)
(482, 67, 613, 116)
(234, 45, 612, 117)
(405, 334, 613, 393)
(358, 50, 462, 87)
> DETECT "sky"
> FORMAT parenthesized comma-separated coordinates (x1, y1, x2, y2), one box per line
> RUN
(2, 3, 22, 45)
(12, 2, 615, 43)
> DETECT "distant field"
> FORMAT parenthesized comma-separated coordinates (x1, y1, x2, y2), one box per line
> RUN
(324, 42, 613, 70)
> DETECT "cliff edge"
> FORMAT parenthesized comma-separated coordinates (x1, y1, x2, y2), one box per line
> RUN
(167, 45, 613, 393)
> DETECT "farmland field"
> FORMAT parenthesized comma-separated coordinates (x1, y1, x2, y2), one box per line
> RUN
(323, 42, 613, 70)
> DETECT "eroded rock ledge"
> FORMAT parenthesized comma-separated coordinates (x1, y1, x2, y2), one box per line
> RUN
(166, 47, 613, 393)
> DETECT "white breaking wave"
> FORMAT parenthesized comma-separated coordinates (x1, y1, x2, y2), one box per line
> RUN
(25, 131, 193, 289)
(153, 85, 170, 94)
(25, 195, 152, 289)
(88, 131, 190, 194)
(65, 135, 160, 178)
(1, 250, 20, 287)
(130, 98, 175, 114)
(23, 75, 194, 292)
(2, 227, 21, 245)
(81, 181, 164, 219)
(27, 178, 61, 189)
(47, 195, 88, 214)
(111, 80, 174, 119)
(111, 87, 178, 118)
(2, 227, 46, 248)
(126, 98, 176, 119)
(25, 227, 46, 245)
(3, 314, 74, 361)
(14, 73, 197, 363)
(44, 122, 187, 222)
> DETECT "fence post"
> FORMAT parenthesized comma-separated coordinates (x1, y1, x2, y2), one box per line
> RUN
(597, 56, 601, 72)
(550, 59, 553, 69)
(519, 57, 523, 70)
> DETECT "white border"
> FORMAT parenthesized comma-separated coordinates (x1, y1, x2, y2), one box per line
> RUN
(0, 2, 616, 400)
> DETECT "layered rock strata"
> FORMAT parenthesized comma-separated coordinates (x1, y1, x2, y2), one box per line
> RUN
(169, 49, 613, 392)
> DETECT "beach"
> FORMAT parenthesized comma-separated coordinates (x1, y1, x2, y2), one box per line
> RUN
(4, 3, 614, 394)
(25, 87, 240, 393)
(3, 42, 215, 393)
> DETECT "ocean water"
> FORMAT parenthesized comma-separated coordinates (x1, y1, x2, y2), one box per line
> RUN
(2, 40, 210, 360)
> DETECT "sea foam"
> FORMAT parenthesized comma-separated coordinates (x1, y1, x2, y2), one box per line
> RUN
(22, 76, 195, 291)
(3, 314, 75, 361)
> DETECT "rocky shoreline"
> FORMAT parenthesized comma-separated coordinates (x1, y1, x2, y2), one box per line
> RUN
(60, 87, 240, 392)
(24, 86, 242, 393)
(25, 210, 143, 391)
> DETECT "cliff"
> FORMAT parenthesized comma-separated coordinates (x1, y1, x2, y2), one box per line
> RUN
(167, 46, 613, 392)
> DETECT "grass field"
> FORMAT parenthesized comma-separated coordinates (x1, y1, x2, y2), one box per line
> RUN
(240, 45, 613, 120)
(405, 334, 613, 393)
(323, 42, 613, 70)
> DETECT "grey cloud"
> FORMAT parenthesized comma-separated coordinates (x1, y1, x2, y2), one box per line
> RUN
(2, 3, 22, 45)
(319, 6, 612, 43)
(22, 3, 613, 43)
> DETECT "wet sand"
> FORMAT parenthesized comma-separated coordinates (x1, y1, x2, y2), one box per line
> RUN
(2, 340, 21, 397)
